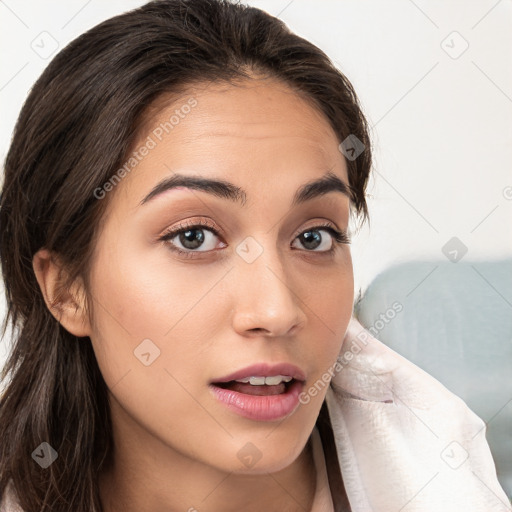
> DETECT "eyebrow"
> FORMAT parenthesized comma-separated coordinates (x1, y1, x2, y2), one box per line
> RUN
(139, 170, 353, 207)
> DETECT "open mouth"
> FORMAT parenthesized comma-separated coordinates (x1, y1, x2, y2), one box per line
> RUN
(209, 377, 305, 421)
(213, 378, 296, 396)
(208, 363, 306, 421)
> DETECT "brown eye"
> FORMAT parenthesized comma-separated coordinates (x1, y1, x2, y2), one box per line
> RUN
(177, 228, 206, 250)
(293, 228, 332, 252)
(159, 221, 226, 255)
(161, 225, 222, 252)
(292, 226, 349, 252)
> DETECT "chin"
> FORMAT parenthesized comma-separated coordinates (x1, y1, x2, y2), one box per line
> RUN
(215, 428, 311, 475)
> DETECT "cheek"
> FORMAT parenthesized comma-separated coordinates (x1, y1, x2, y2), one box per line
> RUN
(306, 250, 354, 325)
(86, 235, 230, 385)
(300, 254, 354, 382)
(85, 242, 231, 452)
(93, 223, 210, 326)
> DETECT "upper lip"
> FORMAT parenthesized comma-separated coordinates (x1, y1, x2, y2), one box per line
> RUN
(211, 362, 306, 384)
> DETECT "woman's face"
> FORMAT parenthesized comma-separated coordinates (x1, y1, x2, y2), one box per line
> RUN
(87, 77, 354, 475)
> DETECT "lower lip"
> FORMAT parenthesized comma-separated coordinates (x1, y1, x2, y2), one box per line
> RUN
(209, 380, 304, 421)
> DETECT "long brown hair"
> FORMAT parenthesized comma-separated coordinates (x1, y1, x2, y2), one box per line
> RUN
(0, 1, 372, 510)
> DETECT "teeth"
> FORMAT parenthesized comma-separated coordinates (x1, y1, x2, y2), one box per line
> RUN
(234, 375, 293, 385)
(264, 375, 289, 385)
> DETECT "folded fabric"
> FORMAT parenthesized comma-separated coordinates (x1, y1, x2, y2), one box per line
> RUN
(325, 316, 511, 511)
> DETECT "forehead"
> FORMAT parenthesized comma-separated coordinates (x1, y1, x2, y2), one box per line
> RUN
(136, 76, 341, 158)
(106, 77, 348, 213)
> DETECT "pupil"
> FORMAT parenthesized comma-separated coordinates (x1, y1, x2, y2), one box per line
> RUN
(180, 229, 204, 249)
(301, 230, 321, 250)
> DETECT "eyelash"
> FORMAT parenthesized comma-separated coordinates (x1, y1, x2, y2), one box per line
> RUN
(158, 219, 350, 259)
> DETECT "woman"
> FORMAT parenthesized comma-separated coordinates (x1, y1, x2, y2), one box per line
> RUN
(0, 1, 508, 511)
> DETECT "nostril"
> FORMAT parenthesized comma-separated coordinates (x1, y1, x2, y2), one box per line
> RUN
(248, 328, 269, 335)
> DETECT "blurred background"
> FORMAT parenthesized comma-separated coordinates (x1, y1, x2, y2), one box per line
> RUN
(1, 0, 511, 502)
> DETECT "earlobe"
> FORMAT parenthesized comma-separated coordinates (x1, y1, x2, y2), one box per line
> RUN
(32, 248, 91, 338)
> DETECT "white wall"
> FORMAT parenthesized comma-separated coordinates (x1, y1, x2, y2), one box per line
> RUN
(1, 0, 511, 367)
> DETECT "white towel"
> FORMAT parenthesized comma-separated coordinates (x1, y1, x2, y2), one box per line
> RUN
(325, 316, 511, 511)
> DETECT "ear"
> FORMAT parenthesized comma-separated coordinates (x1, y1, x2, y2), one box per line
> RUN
(32, 248, 91, 337)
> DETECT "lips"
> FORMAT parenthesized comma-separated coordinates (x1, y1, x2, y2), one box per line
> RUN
(209, 362, 306, 421)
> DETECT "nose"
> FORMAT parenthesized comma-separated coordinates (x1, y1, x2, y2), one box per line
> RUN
(230, 243, 307, 338)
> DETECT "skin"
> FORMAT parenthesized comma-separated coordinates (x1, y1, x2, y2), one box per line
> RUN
(33, 76, 354, 512)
